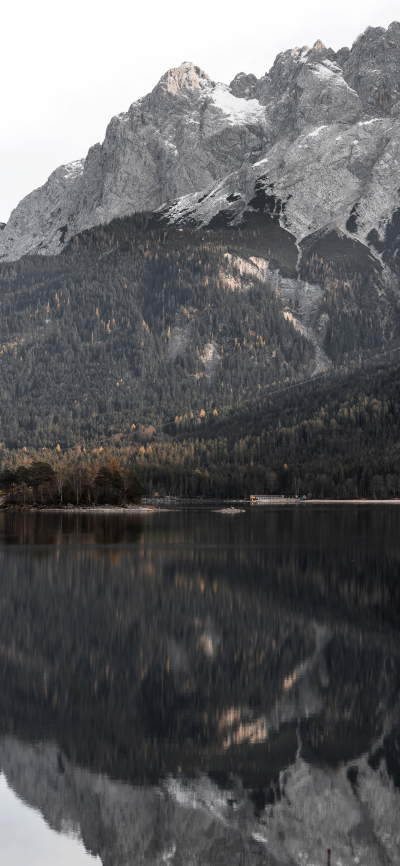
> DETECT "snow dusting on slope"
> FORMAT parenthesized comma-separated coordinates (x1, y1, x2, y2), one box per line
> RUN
(307, 125, 329, 138)
(63, 159, 85, 181)
(211, 84, 265, 125)
(358, 118, 380, 126)
(311, 61, 358, 95)
(164, 140, 178, 154)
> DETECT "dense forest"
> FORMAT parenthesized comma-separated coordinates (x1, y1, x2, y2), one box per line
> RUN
(0, 209, 399, 497)
(1, 354, 400, 500)
(122, 354, 400, 500)
(0, 213, 314, 450)
(299, 229, 399, 365)
(0, 211, 398, 454)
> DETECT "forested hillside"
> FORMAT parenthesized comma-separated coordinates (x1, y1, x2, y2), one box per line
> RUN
(2, 354, 400, 501)
(121, 355, 400, 499)
(0, 214, 314, 450)
(0, 212, 398, 455)
(299, 229, 399, 365)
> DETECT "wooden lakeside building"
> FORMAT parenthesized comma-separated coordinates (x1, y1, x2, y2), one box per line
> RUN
(250, 495, 300, 503)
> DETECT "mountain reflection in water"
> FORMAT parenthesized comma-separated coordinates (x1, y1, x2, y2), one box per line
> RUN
(0, 507, 399, 865)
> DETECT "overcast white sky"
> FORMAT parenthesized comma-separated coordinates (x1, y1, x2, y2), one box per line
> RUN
(1, 0, 399, 222)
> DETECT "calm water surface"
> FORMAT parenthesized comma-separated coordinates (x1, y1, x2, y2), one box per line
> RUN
(0, 506, 399, 865)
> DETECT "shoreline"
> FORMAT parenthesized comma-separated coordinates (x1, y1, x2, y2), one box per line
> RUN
(1, 498, 400, 512)
(0, 504, 156, 513)
(248, 498, 400, 506)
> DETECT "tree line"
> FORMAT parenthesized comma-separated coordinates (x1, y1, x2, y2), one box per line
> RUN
(0, 458, 143, 506)
(1, 356, 400, 500)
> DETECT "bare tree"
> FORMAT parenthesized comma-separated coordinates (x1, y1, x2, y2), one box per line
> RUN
(55, 475, 64, 505)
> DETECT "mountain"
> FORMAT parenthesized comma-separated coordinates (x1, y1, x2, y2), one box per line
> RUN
(1, 24, 400, 452)
(0, 61, 269, 261)
(162, 25, 400, 264)
(2, 22, 400, 274)
(0, 217, 318, 450)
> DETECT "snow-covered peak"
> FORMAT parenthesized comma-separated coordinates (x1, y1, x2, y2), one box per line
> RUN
(2, 22, 400, 265)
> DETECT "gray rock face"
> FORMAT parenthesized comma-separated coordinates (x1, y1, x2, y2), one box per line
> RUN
(343, 22, 400, 116)
(162, 24, 400, 261)
(1, 23, 400, 265)
(0, 62, 268, 261)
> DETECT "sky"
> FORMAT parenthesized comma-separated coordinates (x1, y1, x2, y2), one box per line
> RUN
(0, 773, 100, 866)
(1, 0, 399, 222)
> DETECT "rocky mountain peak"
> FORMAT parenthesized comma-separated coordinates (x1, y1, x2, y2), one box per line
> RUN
(290, 44, 310, 57)
(156, 61, 212, 96)
(229, 71, 259, 100)
(2, 22, 400, 266)
(343, 21, 400, 115)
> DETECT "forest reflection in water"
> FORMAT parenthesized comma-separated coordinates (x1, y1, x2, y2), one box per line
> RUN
(0, 506, 399, 866)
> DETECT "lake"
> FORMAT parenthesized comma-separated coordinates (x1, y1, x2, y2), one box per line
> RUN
(0, 506, 399, 865)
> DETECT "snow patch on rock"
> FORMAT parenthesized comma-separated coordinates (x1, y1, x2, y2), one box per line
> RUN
(307, 125, 329, 138)
(210, 84, 265, 125)
(63, 159, 85, 181)
(311, 60, 359, 95)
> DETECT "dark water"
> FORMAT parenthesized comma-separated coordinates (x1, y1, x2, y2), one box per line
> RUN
(0, 506, 399, 865)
